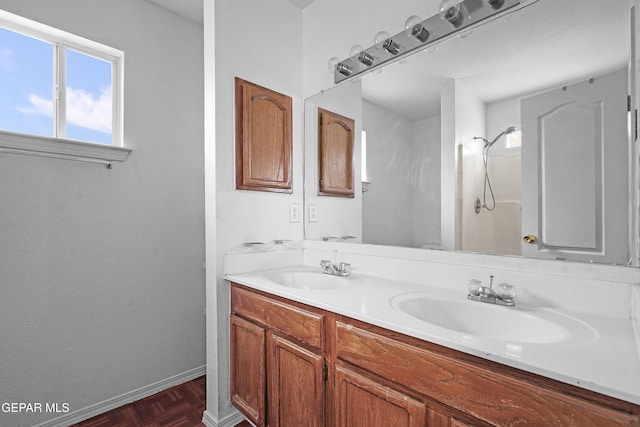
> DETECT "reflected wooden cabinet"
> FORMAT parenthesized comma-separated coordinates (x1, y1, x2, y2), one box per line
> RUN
(235, 77, 292, 193)
(230, 284, 640, 427)
(318, 108, 355, 198)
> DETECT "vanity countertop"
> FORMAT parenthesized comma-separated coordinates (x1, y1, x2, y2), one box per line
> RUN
(226, 265, 640, 406)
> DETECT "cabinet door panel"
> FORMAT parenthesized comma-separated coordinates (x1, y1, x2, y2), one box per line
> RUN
(230, 315, 266, 427)
(235, 77, 292, 193)
(232, 285, 324, 349)
(268, 333, 324, 427)
(318, 108, 355, 198)
(335, 365, 426, 427)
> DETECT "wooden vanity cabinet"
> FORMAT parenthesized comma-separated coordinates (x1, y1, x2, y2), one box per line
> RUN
(230, 284, 325, 427)
(230, 284, 640, 427)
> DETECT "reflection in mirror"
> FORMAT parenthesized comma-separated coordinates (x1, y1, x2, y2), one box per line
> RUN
(304, 0, 637, 266)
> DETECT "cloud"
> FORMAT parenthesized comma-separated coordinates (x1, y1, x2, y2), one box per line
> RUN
(16, 94, 53, 117)
(16, 86, 112, 134)
(0, 48, 14, 71)
(66, 86, 112, 134)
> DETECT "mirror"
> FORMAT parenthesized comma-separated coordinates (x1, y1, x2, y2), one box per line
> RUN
(304, 0, 637, 265)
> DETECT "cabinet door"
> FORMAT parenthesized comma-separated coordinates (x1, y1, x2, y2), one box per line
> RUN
(235, 77, 292, 193)
(318, 108, 355, 198)
(268, 333, 324, 427)
(230, 315, 266, 427)
(335, 365, 426, 427)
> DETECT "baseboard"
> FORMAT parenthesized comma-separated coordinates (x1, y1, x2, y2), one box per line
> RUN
(32, 365, 206, 427)
(202, 409, 245, 427)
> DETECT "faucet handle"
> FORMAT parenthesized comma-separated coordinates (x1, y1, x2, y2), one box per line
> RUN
(497, 283, 516, 300)
(320, 259, 332, 268)
(338, 262, 351, 276)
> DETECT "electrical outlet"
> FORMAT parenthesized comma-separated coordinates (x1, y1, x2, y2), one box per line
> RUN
(308, 204, 318, 222)
(289, 204, 300, 223)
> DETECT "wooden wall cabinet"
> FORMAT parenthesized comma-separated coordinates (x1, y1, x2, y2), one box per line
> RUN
(230, 283, 640, 427)
(235, 78, 292, 193)
(318, 108, 355, 198)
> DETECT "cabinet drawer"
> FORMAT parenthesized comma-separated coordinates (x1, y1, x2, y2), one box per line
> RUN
(231, 284, 324, 349)
(336, 321, 639, 427)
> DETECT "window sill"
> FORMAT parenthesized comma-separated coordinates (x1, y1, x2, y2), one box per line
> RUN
(0, 131, 132, 165)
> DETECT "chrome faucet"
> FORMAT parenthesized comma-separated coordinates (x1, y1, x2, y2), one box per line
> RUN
(467, 275, 515, 307)
(320, 260, 351, 277)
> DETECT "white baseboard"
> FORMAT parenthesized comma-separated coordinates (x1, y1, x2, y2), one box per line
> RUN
(32, 365, 206, 427)
(202, 408, 245, 427)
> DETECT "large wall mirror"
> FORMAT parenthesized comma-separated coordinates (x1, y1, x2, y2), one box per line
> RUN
(304, 0, 639, 266)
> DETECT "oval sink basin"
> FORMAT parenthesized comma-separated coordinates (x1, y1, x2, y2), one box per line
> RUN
(391, 293, 594, 344)
(265, 270, 361, 290)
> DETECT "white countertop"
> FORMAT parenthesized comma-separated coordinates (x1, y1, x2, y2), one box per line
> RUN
(226, 265, 640, 405)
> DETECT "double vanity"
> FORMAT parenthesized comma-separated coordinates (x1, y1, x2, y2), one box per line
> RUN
(226, 244, 640, 426)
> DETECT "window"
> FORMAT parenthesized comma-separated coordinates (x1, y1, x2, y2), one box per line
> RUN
(505, 129, 521, 149)
(0, 9, 129, 164)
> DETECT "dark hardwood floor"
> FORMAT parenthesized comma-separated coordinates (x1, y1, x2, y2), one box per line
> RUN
(70, 376, 253, 427)
(71, 376, 208, 427)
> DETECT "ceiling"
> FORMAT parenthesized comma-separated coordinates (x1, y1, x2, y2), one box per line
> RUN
(145, 0, 315, 25)
(146, 0, 204, 25)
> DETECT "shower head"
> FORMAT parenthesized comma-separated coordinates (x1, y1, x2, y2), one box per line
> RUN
(486, 126, 517, 148)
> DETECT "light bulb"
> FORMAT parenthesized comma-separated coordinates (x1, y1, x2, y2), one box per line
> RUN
(374, 31, 390, 48)
(439, 0, 465, 27)
(404, 15, 422, 35)
(327, 57, 340, 73)
(383, 38, 400, 55)
(349, 45, 364, 58)
(487, 0, 505, 9)
(404, 15, 430, 42)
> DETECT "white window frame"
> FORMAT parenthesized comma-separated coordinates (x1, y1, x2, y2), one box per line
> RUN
(0, 9, 130, 165)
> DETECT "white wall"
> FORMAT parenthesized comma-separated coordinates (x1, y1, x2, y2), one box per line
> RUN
(361, 101, 440, 248)
(412, 115, 441, 247)
(207, 0, 304, 423)
(0, 1, 205, 426)
(362, 100, 414, 246)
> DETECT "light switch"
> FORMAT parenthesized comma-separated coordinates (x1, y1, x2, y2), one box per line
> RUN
(289, 204, 300, 223)
(308, 204, 318, 222)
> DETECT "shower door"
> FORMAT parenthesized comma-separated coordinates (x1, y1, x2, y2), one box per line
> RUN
(520, 69, 629, 264)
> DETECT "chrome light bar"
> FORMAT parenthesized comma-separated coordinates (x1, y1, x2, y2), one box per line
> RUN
(333, 0, 539, 84)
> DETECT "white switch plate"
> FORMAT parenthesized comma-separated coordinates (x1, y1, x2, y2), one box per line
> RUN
(289, 204, 300, 223)
(308, 204, 318, 222)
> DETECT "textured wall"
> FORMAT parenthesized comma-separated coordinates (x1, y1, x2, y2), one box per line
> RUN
(0, 1, 205, 426)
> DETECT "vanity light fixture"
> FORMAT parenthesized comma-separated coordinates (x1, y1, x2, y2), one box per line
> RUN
(439, 0, 466, 28)
(336, 62, 353, 77)
(328, 0, 538, 84)
(358, 51, 375, 66)
(350, 44, 376, 66)
(383, 38, 401, 55)
(405, 15, 431, 43)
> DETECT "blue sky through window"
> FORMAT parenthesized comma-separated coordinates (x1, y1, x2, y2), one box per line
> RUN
(0, 26, 113, 144)
(0, 27, 53, 138)
(66, 49, 112, 144)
